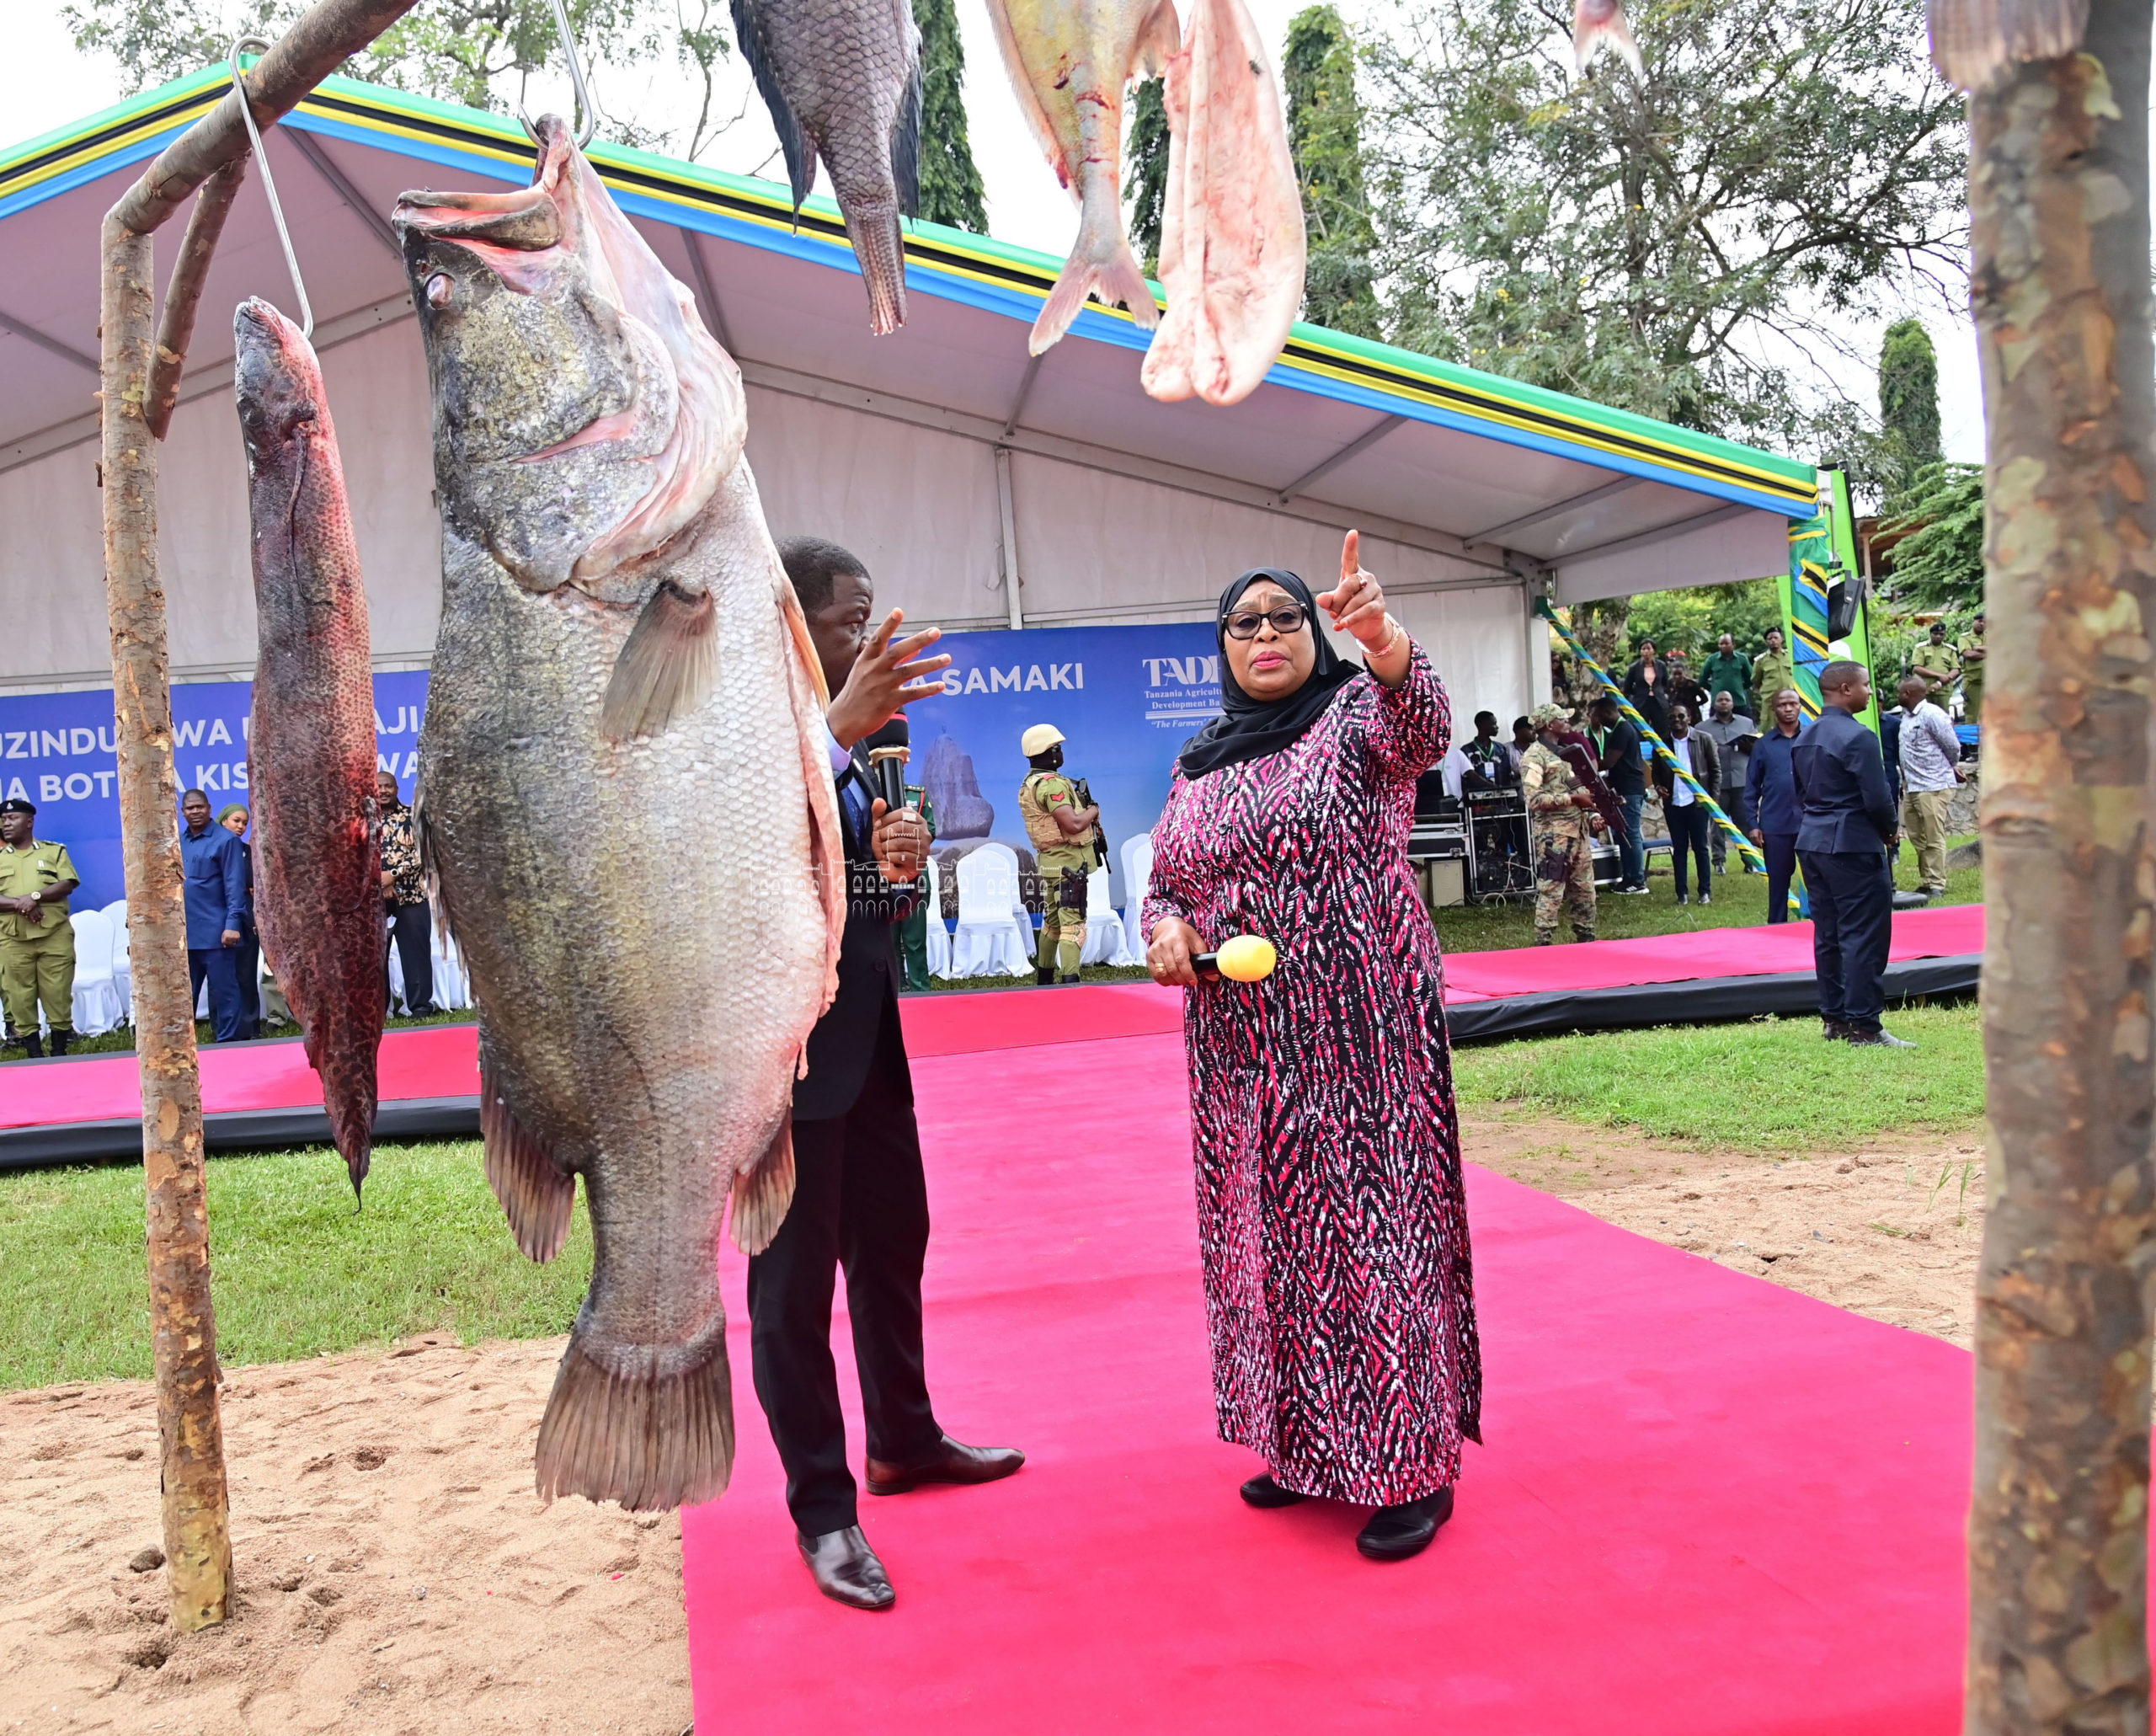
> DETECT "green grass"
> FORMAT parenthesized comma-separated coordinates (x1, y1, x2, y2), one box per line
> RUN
(1431, 832, 1980, 953)
(0, 1139, 590, 1391)
(1453, 1000, 1984, 1150)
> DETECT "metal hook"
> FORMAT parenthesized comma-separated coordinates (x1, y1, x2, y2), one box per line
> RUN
(517, 0, 600, 151)
(228, 36, 312, 339)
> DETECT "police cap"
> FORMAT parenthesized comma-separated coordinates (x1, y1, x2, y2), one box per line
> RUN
(0, 798, 33, 815)
(1020, 724, 1065, 757)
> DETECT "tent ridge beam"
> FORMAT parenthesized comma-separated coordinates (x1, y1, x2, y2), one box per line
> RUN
(1558, 500, 1756, 566)
(1463, 474, 1644, 545)
(736, 358, 1511, 576)
(0, 307, 99, 373)
(1274, 412, 1406, 505)
(286, 129, 403, 259)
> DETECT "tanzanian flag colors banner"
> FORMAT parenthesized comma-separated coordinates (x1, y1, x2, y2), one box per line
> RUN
(1779, 470, 1877, 729)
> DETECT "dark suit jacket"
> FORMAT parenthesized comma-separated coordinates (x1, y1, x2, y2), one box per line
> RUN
(1791, 706, 1897, 854)
(794, 749, 923, 1124)
(1649, 729, 1721, 805)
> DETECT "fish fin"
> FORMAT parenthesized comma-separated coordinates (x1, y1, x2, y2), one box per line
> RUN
(1133, 0, 1182, 77)
(893, 39, 923, 219)
(777, 557, 846, 1014)
(846, 203, 910, 336)
(481, 1053, 576, 1263)
(600, 580, 719, 742)
(728, 0, 818, 211)
(1572, 0, 1644, 73)
(535, 1322, 734, 1511)
(1032, 227, 1158, 356)
(777, 564, 830, 708)
(728, 1111, 796, 1256)
(982, 0, 1075, 192)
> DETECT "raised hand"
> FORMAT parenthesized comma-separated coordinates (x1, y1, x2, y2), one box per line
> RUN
(826, 608, 954, 747)
(1316, 530, 1392, 651)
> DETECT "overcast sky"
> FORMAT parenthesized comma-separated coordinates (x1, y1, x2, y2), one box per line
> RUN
(0, 0, 1983, 464)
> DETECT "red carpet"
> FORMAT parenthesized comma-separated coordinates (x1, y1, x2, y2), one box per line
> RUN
(3, 905, 1982, 1135)
(678, 1028, 1972, 1733)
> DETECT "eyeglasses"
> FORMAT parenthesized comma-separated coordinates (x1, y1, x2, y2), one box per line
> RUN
(1225, 603, 1308, 640)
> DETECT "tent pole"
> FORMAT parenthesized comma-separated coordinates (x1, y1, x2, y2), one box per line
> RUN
(96, 0, 424, 1635)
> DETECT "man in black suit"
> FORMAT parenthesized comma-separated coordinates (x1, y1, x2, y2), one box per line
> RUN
(752, 537, 1026, 1612)
(1791, 660, 1911, 1048)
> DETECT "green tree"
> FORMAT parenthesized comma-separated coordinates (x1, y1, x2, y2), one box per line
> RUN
(1879, 318, 1944, 483)
(63, 0, 736, 162)
(1124, 76, 1170, 275)
(911, 0, 988, 232)
(1363, 0, 1967, 448)
(1283, 5, 1380, 339)
(1880, 462, 1984, 612)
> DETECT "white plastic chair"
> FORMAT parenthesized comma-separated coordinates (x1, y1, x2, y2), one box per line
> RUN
(67, 909, 125, 1035)
(432, 924, 472, 1011)
(107, 902, 132, 1013)
(950, 843, 1033, 978)
(1081, 867, 1131, 966)
(1120, 833, 1155, 959)
(923, 856, 953, 980)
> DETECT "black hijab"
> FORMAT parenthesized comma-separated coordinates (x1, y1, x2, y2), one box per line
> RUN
(1177, 568, 1361, 779)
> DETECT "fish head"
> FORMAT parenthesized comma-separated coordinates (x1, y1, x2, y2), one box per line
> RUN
(232, 297, 323, 460)
(392, 115, 746, 602)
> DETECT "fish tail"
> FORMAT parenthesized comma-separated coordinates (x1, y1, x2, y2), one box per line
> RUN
(307, 1027, 377, 1200)
(1572, 0, 1643, 73)
(842, 200, 909, 337)
(534, 1319, 734, 1512)
(1032, 202, 1159, 357)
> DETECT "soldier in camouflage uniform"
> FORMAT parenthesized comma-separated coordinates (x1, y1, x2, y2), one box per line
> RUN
(1017, 724, 1100, 985)
(1519, 702, 1604, 945)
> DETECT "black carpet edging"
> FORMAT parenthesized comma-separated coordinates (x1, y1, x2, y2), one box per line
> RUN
(1444, 953, 1980, 1044)
(0, 1096, 482, 1172)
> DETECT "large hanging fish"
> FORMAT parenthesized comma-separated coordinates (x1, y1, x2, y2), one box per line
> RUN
(393, 117, 846, 1510)
(730, 0, 923, 334)
(233, 297, 385, 1199)
(1140, 0, 1305, 408)
(984, 0, 1180, 355)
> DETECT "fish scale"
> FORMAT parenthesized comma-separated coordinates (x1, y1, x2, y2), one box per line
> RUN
(234, 297, 385, 1197)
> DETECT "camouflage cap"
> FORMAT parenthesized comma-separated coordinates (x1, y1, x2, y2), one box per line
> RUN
(1529, 702, 1571, 729)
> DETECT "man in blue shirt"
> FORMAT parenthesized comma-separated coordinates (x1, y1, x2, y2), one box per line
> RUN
(179, 788, 254, 1042)
(1745, 687, 1806, 922)
(1790, 662, 1908, 1047)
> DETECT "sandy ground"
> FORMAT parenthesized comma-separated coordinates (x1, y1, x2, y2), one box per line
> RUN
(1, 1116, 1985, 1733)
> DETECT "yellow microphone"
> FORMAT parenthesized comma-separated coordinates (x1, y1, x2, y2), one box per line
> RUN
(1195, 935, 1278, 984)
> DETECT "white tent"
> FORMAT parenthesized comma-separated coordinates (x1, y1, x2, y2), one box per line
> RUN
(0, 67, 1819, 722)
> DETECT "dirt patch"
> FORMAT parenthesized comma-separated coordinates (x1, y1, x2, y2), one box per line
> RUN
(0, 1336, 690, 1734)
(1462, 1110, 1987, 1347)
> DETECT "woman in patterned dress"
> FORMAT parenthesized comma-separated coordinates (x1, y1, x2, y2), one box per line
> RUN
(1141, 534, 1480, 1562)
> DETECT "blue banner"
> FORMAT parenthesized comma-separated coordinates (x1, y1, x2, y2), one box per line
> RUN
(0, 622, 1219, 916)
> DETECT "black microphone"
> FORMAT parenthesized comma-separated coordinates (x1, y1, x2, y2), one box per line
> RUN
(864, 717, 910, 812)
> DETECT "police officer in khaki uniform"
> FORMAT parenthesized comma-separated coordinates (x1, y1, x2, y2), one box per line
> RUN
(0, 798, 79, 1056)
(1518, 704, 1603, 946)
(1957, 614, 1986, 722)
(1017, 724, 1100, 985)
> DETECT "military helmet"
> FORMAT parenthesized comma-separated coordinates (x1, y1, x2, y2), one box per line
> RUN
(1020, 724, 1065, 756)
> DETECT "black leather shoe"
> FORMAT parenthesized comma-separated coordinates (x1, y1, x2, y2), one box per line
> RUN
(1239, 1473, 1308, 1509)
(1356, 1487, 1455, 1562)
(1034, 964, 1055, 986)
(866, 1434, 1025, 1496)
(18, 1033, 41, 1060)
(798, 1526, 894, 1610)
(49, 1029, 71, 1056)
(1845, 1027, 1916, 1048)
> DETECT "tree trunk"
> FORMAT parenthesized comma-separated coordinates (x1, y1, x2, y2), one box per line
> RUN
(100, 217, 232, 1634)
(1966, 3, 2156, 1729)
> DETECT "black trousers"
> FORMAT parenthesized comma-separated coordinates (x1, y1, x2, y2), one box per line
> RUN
(747, 1012, 939, 1536)
(1762, 832, 1799, 924)
(385, 899, 435, 1013)
(1800, 848, 1894, 1031)
(1667, 802, 1712, 897)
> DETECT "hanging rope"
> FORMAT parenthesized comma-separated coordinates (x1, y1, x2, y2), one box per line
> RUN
(519, 0, 600, 148)
(1536, 600, 1766, 873)
(228, 36, 313, 338)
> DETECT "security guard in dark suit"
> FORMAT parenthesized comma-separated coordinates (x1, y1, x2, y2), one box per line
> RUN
(1791, 660, 1909, 1047)
(754, 535, 1023, 1615)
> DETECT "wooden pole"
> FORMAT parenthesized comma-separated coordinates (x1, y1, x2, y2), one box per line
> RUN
(147, 159, 247, 441)
(93, 0, 424, 1633)
(1961, 0, 2156, 1727)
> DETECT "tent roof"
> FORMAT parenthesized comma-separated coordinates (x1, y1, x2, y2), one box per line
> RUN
(0, 66, 1817, 601)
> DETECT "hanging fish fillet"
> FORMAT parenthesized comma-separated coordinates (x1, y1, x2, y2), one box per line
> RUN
(731, 0, 923, 334)
(393, 118, 846, 1510)
(1140, 0, 1306, 408)
(1572, 0, 1643, 73)
(233, 297, 384, 1199)
(1927, 0, 2089, 90)
(984, 0, 1180, 355)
